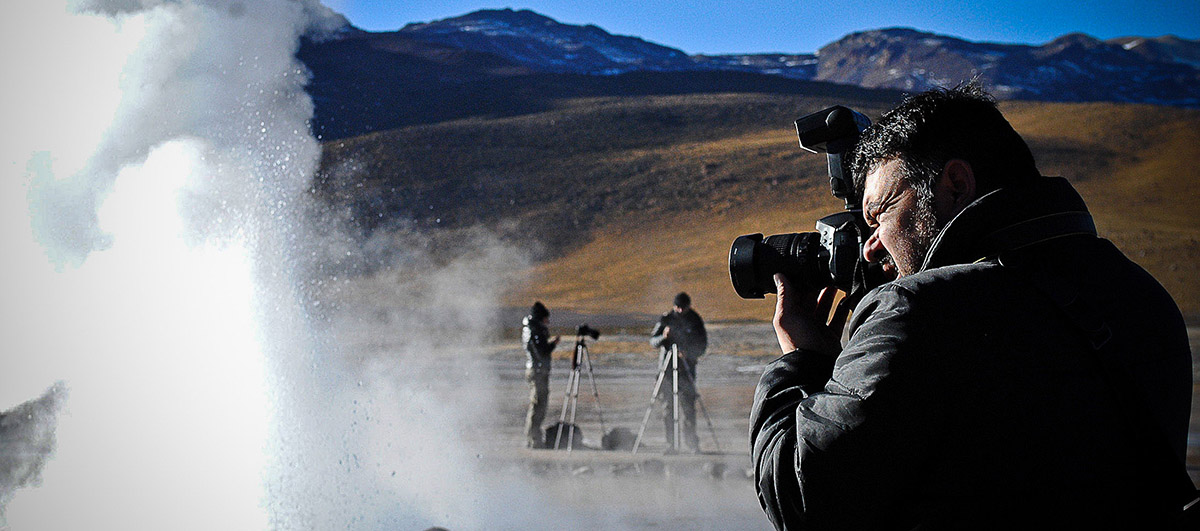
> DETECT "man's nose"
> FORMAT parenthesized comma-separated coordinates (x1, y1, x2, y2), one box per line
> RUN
(863, 231, 887, 263)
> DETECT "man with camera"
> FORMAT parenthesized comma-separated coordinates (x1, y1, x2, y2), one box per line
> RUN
(750, 84, 1193, 529)
(522, 301, 559, 449)
(650, 292, 707, 453)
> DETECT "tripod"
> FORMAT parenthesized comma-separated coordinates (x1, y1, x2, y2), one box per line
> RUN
(553, 332, 607, 452)
(631, 344, 721, 454)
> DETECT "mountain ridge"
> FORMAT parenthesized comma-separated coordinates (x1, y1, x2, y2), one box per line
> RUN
(397, 8, 694, 75)
(318, 9, 1199, 110)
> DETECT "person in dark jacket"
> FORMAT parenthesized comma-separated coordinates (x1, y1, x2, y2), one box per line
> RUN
(751, 83, 1193, 529)
(650, 292, 708, 453)
(523, 301, 559, 448)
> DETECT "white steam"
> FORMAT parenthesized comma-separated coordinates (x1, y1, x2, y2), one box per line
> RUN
(0, 1, 554, 529)
(0, 0, 323, 529)
(0, 0, 762, 528)
(308, 228, 537, 528)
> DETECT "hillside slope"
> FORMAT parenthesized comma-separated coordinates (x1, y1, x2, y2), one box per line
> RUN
(315, 96, 1199, 321)
(515, 102, 1200, 320)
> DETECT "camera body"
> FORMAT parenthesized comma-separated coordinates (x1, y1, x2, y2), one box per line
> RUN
(728, 106, 881, 299)
(576, 324, 601, 340)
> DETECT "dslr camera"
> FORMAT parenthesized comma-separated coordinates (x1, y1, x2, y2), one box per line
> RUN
(576, 324, 601, 340)
(728, 106, 884, 300)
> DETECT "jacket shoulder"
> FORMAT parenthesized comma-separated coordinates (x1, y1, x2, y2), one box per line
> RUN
(893, 260, 1004, 292)
(857, 261, 1003, 308)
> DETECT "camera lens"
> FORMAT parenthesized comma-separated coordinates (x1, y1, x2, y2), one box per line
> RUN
(728, 232, 828, 299)
(729, 234, 766, 298)
(576, 324, 600, 340)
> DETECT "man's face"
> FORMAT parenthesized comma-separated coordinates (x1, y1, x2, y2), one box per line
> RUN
(861, 158, 942, 278)
(673, 305, 688, 314)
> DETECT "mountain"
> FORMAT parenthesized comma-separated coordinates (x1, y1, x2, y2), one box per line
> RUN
(690, 53, 817, 79)
(397, 8, 695, 74)
(297, 25, 890, 140)
(816, 29, 1200, 106)
(1109, 35, 1200, 69)
(309, 10, 1200, 114)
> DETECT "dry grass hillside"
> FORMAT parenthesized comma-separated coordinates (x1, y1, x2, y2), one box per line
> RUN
(510, 102, 1200, 321)
(316, 95, 1199, 321)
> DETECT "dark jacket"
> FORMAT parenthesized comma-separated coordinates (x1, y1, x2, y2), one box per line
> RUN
(750, 177, 1192, 530)
(650, 308, 708, 361)
(523, 315, 555, 373)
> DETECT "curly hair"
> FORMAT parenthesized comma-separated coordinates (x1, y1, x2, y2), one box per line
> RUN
(852, 81, 1039, 197)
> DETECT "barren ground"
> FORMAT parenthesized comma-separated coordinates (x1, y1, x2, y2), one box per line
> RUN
(447, 318, 1200, 529)
(466, 320, 780, 529)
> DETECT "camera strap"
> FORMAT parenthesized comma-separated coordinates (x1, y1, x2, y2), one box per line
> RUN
(1002, 252, 1199, 522)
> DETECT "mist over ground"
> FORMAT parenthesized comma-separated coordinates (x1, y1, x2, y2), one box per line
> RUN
(0, 1, 622, 529)
(0, 1, 770, 529)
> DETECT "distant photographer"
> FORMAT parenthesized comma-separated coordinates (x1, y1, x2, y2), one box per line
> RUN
(650, 292, 707, 453)
(750, 84, 1193, 529)
(522, 301, 559, 449)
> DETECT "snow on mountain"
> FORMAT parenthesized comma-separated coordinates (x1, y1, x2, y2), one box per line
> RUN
(814, 28, 1200, 105)
(317, 9, 1200, 108)
(398, 8, 694, 74)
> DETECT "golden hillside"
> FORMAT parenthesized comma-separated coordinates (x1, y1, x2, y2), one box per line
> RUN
(508, 101, 1200, 320)
(317, 95, 1199, 321)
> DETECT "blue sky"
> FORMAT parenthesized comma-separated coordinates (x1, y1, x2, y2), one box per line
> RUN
(322, 0, 1200, 54)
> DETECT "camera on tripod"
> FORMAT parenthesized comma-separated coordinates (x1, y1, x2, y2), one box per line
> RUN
(728, 106, 885, 300)
(576, 324, 601, 340)
(552, 323, 606, 451)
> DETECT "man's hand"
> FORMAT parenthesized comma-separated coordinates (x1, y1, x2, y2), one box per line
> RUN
(662, 326, 671, 339)
(772, 273, 851, 356)
(551, 336, 561, 346)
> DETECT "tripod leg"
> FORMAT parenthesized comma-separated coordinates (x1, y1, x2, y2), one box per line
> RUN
(632, 352, 672, 454)
(555, 368, 578, 450)
(566, 365, 582, 452)
(581, 343, 608, 434)
(678, 355, 721, 452)
(672, 345, 680, 452)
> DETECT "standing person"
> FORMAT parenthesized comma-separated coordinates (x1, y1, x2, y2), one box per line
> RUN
(750, 83, 1193, 529)
(522, 301, 559, 449)
(650, 292, 707, 453)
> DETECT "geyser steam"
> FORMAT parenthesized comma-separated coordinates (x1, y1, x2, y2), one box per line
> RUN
(0, 0, 333, 528)
(1, 1, 552, 529)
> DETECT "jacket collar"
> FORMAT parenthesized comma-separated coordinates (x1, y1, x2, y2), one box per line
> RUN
(920, 177, 1097, 271)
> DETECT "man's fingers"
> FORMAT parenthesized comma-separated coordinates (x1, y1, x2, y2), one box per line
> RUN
(775, 273, 817, 313)
(773, 273, 790, 298)
(773, 273, 790, 316)
(772, 274, 797, 352)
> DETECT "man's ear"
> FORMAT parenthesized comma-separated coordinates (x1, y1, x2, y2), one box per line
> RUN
(936, 159, 977, 218)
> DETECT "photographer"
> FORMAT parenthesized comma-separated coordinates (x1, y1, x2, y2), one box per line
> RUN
(750, 84, 1193, 529)
(650, 292, 707, 453)
(522, 301, 559, 449)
